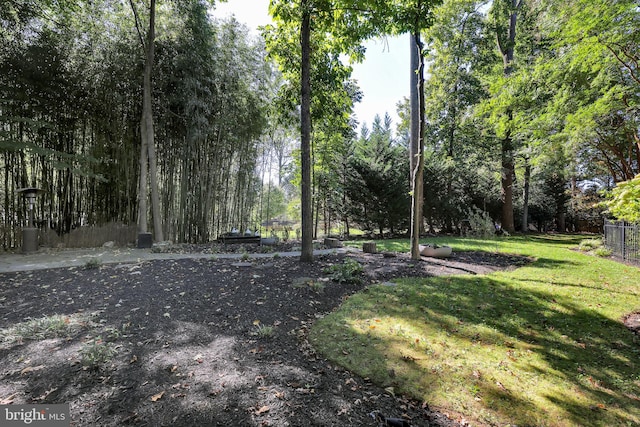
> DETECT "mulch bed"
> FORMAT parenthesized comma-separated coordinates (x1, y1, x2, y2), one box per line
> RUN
(0, 246, 528, 426)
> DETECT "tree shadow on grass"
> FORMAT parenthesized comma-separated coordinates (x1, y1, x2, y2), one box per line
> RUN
(527, 234, 586, 246)
(314, 273, 640, 426)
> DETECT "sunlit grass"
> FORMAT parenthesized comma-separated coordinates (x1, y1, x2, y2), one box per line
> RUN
(0, 312, 95, 346)
(311, 234, 640, 426)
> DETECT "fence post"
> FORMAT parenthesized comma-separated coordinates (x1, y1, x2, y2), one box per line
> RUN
(621, 221, 626, 260)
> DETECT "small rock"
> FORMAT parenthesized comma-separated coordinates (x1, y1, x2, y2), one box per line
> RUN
(231, 262, 253, 268)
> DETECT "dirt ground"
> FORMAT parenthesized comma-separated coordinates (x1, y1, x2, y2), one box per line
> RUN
(0, 244, 528, 426)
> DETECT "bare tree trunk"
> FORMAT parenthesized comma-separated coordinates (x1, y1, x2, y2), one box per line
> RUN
(148, 133, 163, 241)
(496, 0, 520, 233)
(409, 32, 425, 260)
(138, 127, 148, 235)
(131, 0, 162, 244)
(501, 125, 515, 232)
(144, 0, 163, 242)
(300, 0, 313, 262)
(521, 157, 530, 233)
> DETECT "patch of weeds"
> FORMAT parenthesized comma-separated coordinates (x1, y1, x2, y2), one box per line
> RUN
(578, 238, 603, 251)
(259, 245, 274, 253)
(0, 313, 90, 345)
(103, 323, 129, 342)
(210, 255, 218, 261)
(291, 276, 325, 292)
(273, 253, 281, 259)
(84, 258, 102, 269)
(80, 336, 117, 370)
(309, 280, 326, 293)
(292, 276, 315, 288)
(253, 324, 275, 339)
(324, 258, 364, 284)
(593, 246, 612, 257)
(241, 252, 250, 261)
(578, 238, 612, 257)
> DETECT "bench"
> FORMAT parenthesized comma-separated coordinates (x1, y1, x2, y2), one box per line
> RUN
(217, 233, 261, 244)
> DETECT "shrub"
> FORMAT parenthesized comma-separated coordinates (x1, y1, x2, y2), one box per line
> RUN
(593, 247, 612, 257)
(84, 258, 102, 269)
(578, 238, 603, 252)
(465, 207, 496, 239)
(324, 258, 364, 284)
(602, 174, 640, 222)
(80, 336, 117, 369)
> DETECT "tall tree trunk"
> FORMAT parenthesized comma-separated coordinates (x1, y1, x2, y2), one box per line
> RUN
(133, 0, 162, 242)
(143, 0, 163, 242)
(501, 125, 515, 232)
(409, 32, 425, 260)
(497, 0, 519, 233)
(138, 117, 149, 234)
(148, 132, 163, 241)
(521, 157, 530, 233)
(300, 0, 313, 262)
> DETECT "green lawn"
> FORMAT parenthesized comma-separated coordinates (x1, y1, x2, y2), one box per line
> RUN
(312, 235, 640, 426)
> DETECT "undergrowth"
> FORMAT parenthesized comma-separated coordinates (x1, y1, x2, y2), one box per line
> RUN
(324, 258, 364, 284)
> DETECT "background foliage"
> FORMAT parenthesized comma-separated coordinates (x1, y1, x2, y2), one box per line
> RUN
(1, 0, 639, 250)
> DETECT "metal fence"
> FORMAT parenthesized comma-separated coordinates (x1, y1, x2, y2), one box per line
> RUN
(603, 221, 640, 264)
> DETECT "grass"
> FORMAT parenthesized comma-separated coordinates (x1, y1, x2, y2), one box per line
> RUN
(311, 234, 640, 426)
(253, 323, 276, 338)
(0, 312, 94, 345)
(80, 336, 117, 369)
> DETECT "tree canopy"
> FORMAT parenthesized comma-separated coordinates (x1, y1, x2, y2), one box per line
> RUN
(1, 0, 639, 251)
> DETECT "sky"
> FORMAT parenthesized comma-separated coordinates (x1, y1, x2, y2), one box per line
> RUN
(211, 0, 409, 131)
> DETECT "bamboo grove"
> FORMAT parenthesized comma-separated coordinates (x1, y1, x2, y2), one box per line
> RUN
(1, 0, 270, 248)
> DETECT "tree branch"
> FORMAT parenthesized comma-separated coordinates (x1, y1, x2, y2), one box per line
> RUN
(128, 0, 147, 51)
(600, 40, 640, 86)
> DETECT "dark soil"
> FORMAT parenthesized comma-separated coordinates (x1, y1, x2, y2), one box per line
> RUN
(0, 245, 528, 426)
(623, 312, 640, 338)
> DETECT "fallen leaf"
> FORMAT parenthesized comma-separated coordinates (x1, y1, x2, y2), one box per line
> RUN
(496, 381, 508, 392)
(151, 391, 165, 402)
(255, 405, 270, 415)
(21, 365, 45, 375)
(1, 393, 17, 404)
(34, 388, 57, 401)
